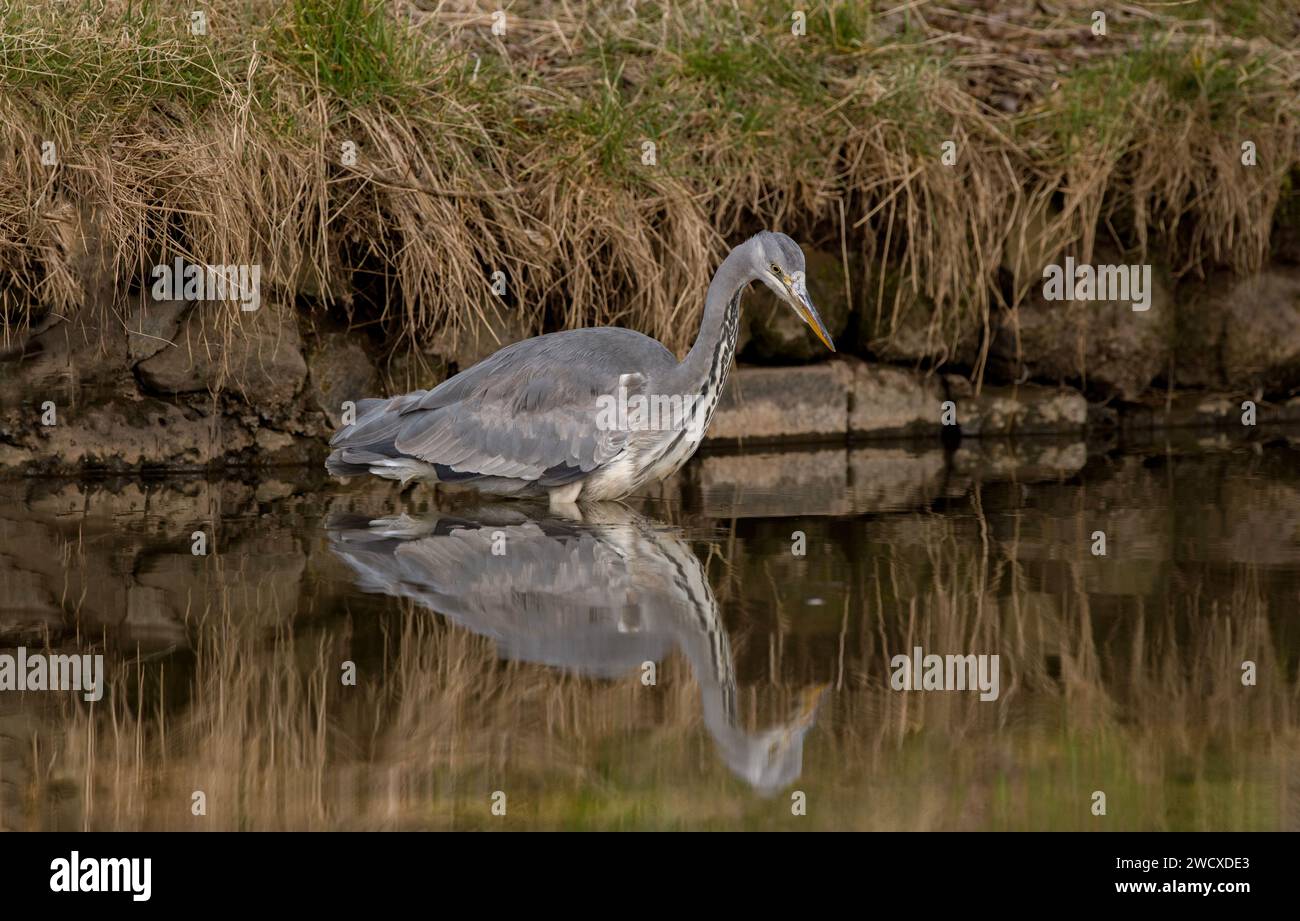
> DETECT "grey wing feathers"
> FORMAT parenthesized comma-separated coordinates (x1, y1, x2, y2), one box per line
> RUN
(327, 327, 676, 487)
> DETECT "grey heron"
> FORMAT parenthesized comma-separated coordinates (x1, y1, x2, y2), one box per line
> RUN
(326, 503, 825, 793)
(326, 232, 834, 506)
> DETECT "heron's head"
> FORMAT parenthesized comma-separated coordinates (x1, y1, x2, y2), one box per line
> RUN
(717, 682, 829, 794)
(750, 231, 835, 352)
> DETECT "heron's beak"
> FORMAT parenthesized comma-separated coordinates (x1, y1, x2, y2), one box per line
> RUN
(797, 682, 828, 725)
(777, 682, 828, 747)
(787, 273, 835, 352)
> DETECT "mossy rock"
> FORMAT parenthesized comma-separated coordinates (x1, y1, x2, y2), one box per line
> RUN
(987, 245, 1174, 400)
(853, 265, 981, 368)
(1174, 268, 1300, 396)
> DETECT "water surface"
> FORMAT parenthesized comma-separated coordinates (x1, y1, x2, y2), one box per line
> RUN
(2, 434, 1298, 830)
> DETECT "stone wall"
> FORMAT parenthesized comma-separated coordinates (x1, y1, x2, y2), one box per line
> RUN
(2, 253, 1299, 475)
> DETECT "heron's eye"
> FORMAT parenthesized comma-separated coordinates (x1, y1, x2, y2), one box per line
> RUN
(769, 263, 782, 276)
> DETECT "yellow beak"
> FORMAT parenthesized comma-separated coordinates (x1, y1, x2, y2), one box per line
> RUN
(788, 274, 835, 352)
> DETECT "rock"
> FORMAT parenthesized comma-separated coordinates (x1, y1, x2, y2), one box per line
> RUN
(854, 267, 980, 368)
(251, 427, 314, 465)
(0, 306, 133, 410)
(847, 447, 947, 514)
(849, 362, 945, 439)
(951, 439, 1087, 482)
(1119, 392, 1299, 432)
(214, 533, 308, 625)
(0, 444, 32, 469)
(289, 254, 349, 301)
(10, 397, 250, 472)
(0, 566, 64, 644)
(136, 303, 307, 409)
(740, 249, 853, 363)
(695, 448, 851, 517)
(0, 478, 317, 662)
(44, 200, 116, 308)
(1173, 268, 1300, 395)
(1219, 480, 1300, 567)
(1087, 401, 1120, 431)
(1008, 454, 1171, 599)
(127, 295, 190, 364)
(383, 348, 449, 394)
(1001, 196, 1067, 298)
(946, 377, 1087, 437)
(254, 428, 295, 453)
(307, 332, 378, 426)
(1272, 183, 1300, 265)
(694, 439, 1093, 519)
(255, 478, 300, 503)
(124, 583, 191, 649)
(705, 361, 853, 445)
(988, 246, 1173, 400)
(429, 301, 529, 371)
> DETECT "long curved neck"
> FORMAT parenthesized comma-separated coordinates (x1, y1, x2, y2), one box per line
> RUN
(667, 244, 753, 394)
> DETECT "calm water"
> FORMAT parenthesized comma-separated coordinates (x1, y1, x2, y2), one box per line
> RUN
(2, 433, 1298, 830)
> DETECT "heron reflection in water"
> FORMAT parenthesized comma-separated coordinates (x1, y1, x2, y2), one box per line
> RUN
(327, 503, 825, 794)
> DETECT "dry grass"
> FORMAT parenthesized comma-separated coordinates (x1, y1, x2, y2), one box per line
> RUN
(0, 0, 1298, 371)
